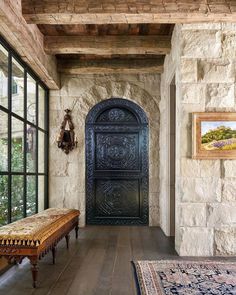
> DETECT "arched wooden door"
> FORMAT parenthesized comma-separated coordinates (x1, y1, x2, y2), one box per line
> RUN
(85, 98, 149, 225)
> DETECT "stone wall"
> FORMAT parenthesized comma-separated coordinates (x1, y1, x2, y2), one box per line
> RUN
(49, 73, 161, 226)
(161, 23, 236, 256)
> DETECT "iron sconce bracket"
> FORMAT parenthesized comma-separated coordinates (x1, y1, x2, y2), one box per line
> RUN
(57, 109, 77, 154)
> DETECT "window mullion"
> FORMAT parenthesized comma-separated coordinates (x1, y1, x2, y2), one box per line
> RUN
(44, 89, 49, 209)
(7, 51, 12, 223)
(36, 83, 39, 213)
(23, 69, 27, 218)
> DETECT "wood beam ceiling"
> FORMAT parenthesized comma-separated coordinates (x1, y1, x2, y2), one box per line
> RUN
(0, 0, 59, 89)
(44, 35, 171, 55)
(22, 0, 236, 24)
(38, 24, 173, 37)
(58, 58, 164, 74)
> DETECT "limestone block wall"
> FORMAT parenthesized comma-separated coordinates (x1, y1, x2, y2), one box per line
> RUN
(161, 23, 236, 256)
(49, 73, 161, 227)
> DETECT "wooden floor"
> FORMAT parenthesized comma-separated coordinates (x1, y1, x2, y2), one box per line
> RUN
(1, 226, 235, 295)
(0, 226, 177, 295)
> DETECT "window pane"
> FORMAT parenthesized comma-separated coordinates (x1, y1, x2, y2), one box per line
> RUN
(0, 111, 8, 171)
(12, 118, 24, 172)
(38, 86, 45, 129)
(0, 45, 8, 109)
(38, 131, 45, 173)
(27, 176, 36, 216)
(27, 74, 36, 124)
(38, 175, 45, 212)
(11, 175, 24, 222)
(26, 124, 36, 172)
(12, 58, 24, 118)
(0, 175, 8, 226)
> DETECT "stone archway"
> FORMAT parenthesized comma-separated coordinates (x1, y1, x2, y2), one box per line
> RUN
(49, 76, 160, 227)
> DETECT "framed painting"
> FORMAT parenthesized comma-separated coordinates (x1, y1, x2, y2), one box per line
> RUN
(192, 112, 236, 159)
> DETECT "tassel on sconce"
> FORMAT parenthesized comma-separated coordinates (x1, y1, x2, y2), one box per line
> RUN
(57, 109, 78, 154)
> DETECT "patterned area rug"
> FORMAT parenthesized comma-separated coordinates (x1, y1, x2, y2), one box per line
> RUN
(133, 260, 236, 295)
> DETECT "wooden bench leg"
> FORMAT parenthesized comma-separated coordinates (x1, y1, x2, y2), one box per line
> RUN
(65, 234, 70, 249)
(52, 246, 56, 265)
(75, 224, 79, 239)
(29, 256, 38, 288)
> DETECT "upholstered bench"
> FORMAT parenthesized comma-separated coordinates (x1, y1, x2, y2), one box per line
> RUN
(0, 208, 80, 288)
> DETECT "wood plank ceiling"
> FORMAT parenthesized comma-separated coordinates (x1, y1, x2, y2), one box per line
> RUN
(22, 1, 236, 24)
(20, 0, 236, 76)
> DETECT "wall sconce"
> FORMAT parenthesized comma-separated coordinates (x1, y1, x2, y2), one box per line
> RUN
(57, 109, 78, 154)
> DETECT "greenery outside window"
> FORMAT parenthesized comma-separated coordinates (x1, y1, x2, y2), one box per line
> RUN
(0, 36, 49, 226)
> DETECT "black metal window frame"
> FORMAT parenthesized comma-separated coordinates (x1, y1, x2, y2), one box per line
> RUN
(0, 34, 49, 224)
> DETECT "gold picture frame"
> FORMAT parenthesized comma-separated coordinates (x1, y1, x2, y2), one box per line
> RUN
(192, 112, 236, 159)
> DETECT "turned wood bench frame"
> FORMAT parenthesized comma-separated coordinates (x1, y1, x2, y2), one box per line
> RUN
(0, 215, 79, 288)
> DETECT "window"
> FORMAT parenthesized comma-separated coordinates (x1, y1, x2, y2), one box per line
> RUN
(12, 79, 18, 95)
(0, 37, 48, 226)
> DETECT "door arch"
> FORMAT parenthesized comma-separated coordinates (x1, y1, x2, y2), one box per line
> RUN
(85, 98, 149, 225)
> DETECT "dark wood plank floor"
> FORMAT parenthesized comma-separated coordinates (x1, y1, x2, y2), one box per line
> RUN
(4, 225, 234, 295)
(0, 226, 176, 295)
(1, 226, 235, 295)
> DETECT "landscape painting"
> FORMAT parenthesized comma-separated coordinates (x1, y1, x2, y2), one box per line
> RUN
(192, 113, 236, 159)
(201, 121, 236, 151)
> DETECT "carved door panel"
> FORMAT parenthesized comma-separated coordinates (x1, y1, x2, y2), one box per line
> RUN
(86, 99, 149, 225)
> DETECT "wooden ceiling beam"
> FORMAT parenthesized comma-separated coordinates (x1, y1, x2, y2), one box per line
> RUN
(0, 0, 59, 89)
(22, 0, 236, 24)
(58, 58, 164, 75)
(45, 35, 171, 55)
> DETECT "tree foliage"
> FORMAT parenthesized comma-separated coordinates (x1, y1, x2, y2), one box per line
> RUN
(202, 126, 236, 144)
(0, 139, 36, 226)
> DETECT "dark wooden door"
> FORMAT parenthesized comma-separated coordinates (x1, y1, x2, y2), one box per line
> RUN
(86, 98, 149, 225)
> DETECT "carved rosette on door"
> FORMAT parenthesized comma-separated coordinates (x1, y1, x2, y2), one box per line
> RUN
(96, 134, 138, 170)
(86, 98, 149, 225)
